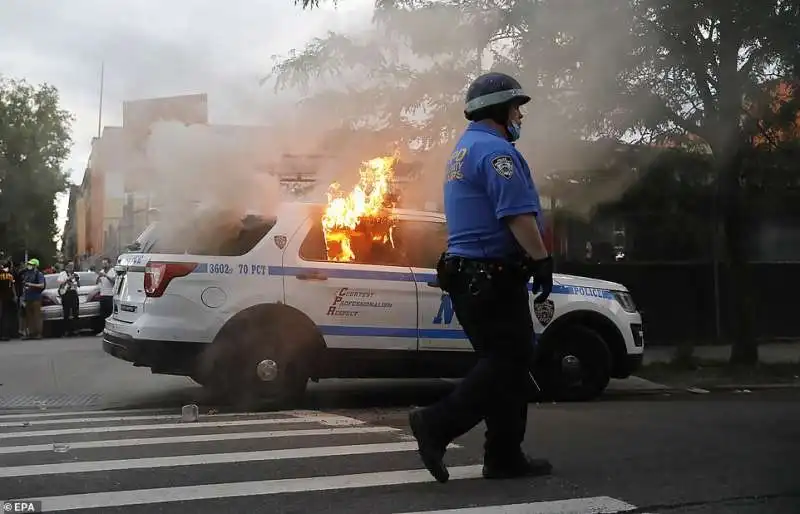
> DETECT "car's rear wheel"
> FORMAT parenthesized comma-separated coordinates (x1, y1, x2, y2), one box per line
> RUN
(195, 305, 318, 409)
(537, 324, 612, 402)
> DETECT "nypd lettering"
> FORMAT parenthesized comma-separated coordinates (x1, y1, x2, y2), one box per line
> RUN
(491, 155, 514, 179)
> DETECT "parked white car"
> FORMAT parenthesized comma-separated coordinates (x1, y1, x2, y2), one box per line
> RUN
(41, 272, 104, 337)
(103, 202, 644, 404)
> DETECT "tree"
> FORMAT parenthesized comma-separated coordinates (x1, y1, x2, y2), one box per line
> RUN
(590, 1, 800, 364)
(0, 77, 74, 268)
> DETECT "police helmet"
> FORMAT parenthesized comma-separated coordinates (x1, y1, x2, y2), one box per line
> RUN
(464, 72, 531, 121)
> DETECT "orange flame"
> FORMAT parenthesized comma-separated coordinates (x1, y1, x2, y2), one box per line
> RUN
(322, 154, 399, 262)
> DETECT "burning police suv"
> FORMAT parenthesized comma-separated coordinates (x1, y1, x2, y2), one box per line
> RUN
(103, 155, 644, 404)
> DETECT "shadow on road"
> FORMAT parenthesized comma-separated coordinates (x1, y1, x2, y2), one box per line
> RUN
(102, 379, 459, 413)
(102, 377, 684, 413)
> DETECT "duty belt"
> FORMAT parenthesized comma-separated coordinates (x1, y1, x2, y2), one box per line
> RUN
(443, 256, 518, 275)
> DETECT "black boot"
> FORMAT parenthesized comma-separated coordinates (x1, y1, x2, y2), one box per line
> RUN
(409, 408, 450, 483)
(482, 452, 553, 479)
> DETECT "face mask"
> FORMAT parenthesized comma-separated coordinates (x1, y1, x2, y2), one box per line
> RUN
(507, 120, 521, 142)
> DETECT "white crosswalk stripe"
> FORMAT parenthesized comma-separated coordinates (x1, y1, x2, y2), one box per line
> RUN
(0, 408, 651, 513)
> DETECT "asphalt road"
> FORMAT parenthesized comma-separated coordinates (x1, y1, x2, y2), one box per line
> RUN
(0, 391, 798, 513)
(0, 336, 798, 513)
(0, 335, 665, 411)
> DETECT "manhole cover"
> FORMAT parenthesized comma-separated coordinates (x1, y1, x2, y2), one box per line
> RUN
(0, 394, 103, 409)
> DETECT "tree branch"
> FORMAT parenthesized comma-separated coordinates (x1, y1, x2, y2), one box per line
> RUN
(642, 89, 713, 144)
(738, 45, 771, 79)
(648, 19, 717, 116)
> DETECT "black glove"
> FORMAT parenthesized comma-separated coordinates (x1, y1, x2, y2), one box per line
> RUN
(529, 255, 553, 303)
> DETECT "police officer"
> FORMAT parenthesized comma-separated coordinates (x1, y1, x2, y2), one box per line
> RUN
(409, 72, 554, 483)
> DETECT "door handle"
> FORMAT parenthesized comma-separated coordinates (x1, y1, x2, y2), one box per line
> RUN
(427, 280, 439, 287)
(296, 271, 328, 281)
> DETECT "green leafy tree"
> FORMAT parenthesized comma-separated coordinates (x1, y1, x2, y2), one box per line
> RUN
(0, 77, 73, 268)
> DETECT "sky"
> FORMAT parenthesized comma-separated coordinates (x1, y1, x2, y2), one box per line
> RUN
(0, 0, 376, 239)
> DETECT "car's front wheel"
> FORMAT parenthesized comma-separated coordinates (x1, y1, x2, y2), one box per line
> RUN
(537, 324, 612, 402)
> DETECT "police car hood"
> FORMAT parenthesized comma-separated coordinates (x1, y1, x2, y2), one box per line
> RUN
(554, 273, 627, 292)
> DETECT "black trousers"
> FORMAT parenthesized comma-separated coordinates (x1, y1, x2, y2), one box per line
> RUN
(62, 291, 79, 334)
(0, 299, 15, 339)
(420, 270, 534, 461)
(100, 296, 113, 320)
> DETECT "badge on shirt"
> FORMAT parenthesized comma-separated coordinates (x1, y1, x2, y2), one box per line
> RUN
(491, 156, 514, 179)
(533, 299, 555, 326)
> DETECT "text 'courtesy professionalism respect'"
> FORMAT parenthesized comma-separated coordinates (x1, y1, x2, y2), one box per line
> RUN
(327, 288, 392, 317)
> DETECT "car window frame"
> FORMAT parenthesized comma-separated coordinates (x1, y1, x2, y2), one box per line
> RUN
(298, 218, 409, 268)
(144, 215, 278, 256)
(297, 213, 448, 270)
(393, 219, 448, 270)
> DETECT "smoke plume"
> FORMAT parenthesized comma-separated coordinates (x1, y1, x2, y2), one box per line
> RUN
(138, 121, 283, 250)
(267, 0, 654, 216)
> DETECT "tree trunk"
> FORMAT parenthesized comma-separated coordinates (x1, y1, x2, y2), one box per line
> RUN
(720, 151, 759, 366)
(712, 12, 758, 366)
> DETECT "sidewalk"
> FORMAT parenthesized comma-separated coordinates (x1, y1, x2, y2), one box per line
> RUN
(643, 342, 800, 365)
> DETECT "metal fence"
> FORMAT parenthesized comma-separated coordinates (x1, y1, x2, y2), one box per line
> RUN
(555, 260, 799, 345)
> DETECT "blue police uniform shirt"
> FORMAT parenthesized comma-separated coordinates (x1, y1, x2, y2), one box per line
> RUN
(443, 121, 544, 259)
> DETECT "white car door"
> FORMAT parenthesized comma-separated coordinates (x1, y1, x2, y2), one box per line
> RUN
(282, 216, 419, 352)
(395, 217, 472, 352)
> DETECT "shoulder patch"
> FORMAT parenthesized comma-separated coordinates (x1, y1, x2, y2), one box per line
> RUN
(491, 155, 514, 179)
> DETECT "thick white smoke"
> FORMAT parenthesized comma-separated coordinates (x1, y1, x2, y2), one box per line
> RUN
(135, 121, 285, 252)
(144, 120, 282, 217)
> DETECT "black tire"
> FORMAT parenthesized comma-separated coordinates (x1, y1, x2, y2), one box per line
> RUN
(536, 324, 612, 402)
(195, 305, 317, 409)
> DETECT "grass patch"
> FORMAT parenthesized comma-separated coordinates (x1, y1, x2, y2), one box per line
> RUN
(637, 360, 800, 388)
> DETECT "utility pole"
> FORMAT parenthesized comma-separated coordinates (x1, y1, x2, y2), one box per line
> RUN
(97, 62, 105, 138)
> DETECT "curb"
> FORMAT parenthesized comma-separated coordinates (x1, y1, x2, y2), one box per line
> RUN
(693, 382, 800, 392)
(605, 382, 800, 397)
(604, 387, 681, 396)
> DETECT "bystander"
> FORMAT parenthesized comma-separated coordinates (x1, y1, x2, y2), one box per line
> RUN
(96, 257, 116, 330)
(0, 260, 16, 341)
(21, 258, 45, 340)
